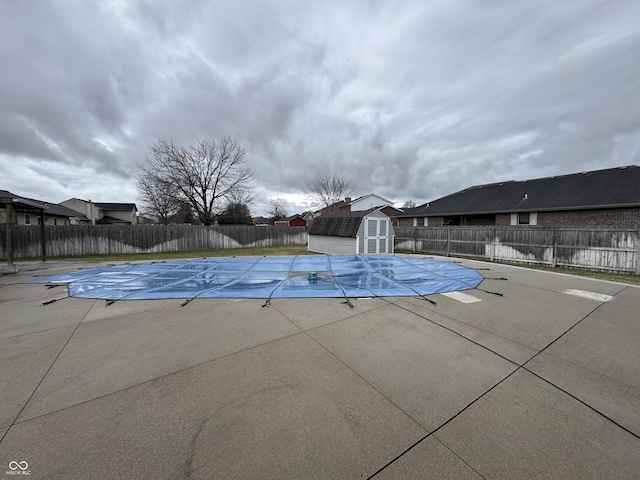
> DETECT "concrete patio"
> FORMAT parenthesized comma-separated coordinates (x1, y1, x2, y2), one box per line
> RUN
(1, 256, 639, 479)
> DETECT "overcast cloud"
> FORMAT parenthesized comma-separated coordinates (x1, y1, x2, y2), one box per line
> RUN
(1, 0, 639, 216)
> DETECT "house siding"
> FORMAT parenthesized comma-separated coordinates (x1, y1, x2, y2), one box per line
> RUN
(308, 235, 355, 255)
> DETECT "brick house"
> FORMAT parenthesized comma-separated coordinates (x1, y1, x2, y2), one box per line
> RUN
(274, 214, 307, 227)
(398, 165, 640, 228)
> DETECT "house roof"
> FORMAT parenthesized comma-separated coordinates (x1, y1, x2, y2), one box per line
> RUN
(276, 214, 305, 223)
(0, 190, 87, 219)
(400, 165, 640, 217)
(0, 190, 47, 211)
(308, 209, 375, 237)
(43, 204, 89, 220)
(349, 193, 393, 206)
(96, 215, 130, 224)
(94, 202, 138, 211)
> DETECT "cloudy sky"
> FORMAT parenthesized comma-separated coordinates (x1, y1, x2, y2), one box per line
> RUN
(1, 0, 639, 216)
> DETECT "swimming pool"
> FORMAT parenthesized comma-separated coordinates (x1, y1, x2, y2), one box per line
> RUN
(28, 255, 484, 301)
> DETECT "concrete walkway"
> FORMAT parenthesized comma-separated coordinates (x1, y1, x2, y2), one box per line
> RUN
(1, 256, 639, 479)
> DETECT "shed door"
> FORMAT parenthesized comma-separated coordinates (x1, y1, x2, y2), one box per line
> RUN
(364, 218, 388, 254)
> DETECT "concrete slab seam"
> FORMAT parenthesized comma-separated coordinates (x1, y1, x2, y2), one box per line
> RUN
(402, 288, 638, 438)
(383, 297, 520, 367)
(272, 299, 391, 333)
(396, 298, 539, 357)
(270, 301, 429, 441)
(369, 367, 522, 479)
(519, 366, 640, 440)
(431, 435, 488, 479)
(0, 298, 97, 445)
(299, 326, 430, 434)
(6, 329, 306, 429)
(368, 293, 640, 474)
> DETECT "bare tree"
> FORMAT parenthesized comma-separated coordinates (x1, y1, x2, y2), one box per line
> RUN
(136, 173, 179, 224)
(137, 136, 253, 226)
(306, 174, 354, 211)
(268, 198, 288, 220)
(403, 200, 416, 209)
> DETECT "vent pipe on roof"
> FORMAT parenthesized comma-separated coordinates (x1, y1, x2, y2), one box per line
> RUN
(524, 193, 528, 200)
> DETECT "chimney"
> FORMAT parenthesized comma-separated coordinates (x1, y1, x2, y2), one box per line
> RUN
(345, 197, 352, 204)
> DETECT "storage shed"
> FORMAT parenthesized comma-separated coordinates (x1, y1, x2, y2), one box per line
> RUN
(308, 209, 394, 255)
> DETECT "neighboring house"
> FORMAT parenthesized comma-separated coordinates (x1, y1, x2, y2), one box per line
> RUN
(398, 165, 640, 228)
(60, 198, 139, 225)
(300, 211, 315, 223)
(315, 194, 402, 225)
(308, 209, 395, 255)
(347, 193, 394, 211)
(0, 190, 89, 225)
(274, 215, 307, 227)
(316, 197, 352, 215)
(252, 216, 273, 226)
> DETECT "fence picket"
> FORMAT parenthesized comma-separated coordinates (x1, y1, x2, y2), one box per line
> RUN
(0, 225, 307, 260)
(394, 226, 639, 274)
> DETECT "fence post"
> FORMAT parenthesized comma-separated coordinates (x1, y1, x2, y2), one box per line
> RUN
(446, 227, 451, 256)
(552, 228, 557, 268)
(636, 227, 640, 275)
(490, 226, 495, 261)
(5, 203, 12, 265)
(413, 227, 418, 253)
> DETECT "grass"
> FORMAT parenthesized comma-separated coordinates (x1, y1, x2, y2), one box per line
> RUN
(15, 246, 639, 285)
(34, 245, 320, 263)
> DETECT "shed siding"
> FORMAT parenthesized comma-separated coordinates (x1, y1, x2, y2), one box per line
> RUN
(308, 235, 356, 255)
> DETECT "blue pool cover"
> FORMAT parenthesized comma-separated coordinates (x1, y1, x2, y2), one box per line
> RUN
(28, 255, 484, 301)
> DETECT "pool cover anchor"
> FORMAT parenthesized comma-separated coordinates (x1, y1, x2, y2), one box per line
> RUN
(420, 296, 437, 306)
(41, 296, 69, 306)
(181, 298, 195, 307)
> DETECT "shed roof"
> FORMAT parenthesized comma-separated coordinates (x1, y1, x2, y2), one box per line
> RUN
(400, 165, 640, 217)
(308, 209, 375, 237)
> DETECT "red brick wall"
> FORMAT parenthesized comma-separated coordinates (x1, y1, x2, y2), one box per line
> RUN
(404, 208, 640, 228)
(537, 208, 640, 227)
(496, 208, 640, 227)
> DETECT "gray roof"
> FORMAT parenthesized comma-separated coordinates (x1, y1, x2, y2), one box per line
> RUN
(276, 214, 304, 222)
(44, 204, 89, 220)
(400, 165, 640, 217)
(1, 191, 90, 219)
(95, 202, 137, 211)
(308, 210, 374, 237)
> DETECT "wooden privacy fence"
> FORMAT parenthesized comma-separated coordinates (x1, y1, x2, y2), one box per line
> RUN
(395, 226, 640, 274)
(0, 224, 308, 259)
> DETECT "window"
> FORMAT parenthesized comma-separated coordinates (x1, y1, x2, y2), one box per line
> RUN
(518, 213, 530, 225)
(24, 214, 30, 225)
(54, 218, 57, 226)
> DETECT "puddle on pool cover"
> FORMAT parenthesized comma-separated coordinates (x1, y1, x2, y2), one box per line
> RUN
(28, 255, 484, 301)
